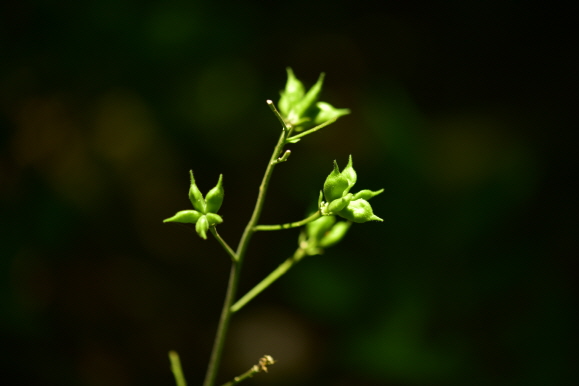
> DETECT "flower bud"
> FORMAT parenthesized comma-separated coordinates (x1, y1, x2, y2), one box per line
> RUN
(195, 215, 209, 240)
(318, 221, 351, 248)
(188, 170, 207, 213)
(338, 199, 383, 223)
(163, 210, 202, 224)
(205, 174, 224, 214)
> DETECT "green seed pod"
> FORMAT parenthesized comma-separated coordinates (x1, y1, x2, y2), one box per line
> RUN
(188, 170, 207, 213)
(205, 213, 223, 226)
(279, 68, 305, 116)
(319, 221, 351, 248)
(306, 215, 336, 242)
(353, 189, 384, 201)
(327, 193, 353, 214)
(341, 155, 357, 195)
(323, 160, 350, 202)
(314, 102, 351, 124)
(163, 210, 202, 224)
(338, 199, 383, 223)
(205, 174, 224, 214)
(195, 215, 209, 240)
(291, 72, 325, 122)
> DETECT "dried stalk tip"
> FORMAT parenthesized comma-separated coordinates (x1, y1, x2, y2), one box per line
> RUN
(258, 355, 276, 373)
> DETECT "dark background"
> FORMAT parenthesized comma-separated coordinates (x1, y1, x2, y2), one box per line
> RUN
(1, 1, 576, 385)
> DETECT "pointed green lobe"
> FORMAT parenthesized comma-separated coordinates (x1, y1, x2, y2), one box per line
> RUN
(206, 174, 224, 213)
(338, 199, 383, 223)
(323, 160, 349, 202)
(195, 215, 209, 239)
(163, 210, 203, 224)
(188, 170, 207, 213)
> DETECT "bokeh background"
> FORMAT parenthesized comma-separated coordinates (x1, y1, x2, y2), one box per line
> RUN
(1, 1, 576, 386)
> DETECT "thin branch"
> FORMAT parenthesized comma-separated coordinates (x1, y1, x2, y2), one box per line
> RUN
(253, 211, 321, 231)
(231, 248, 306, 313)
(267, 100, 291, 132)
(271, 149, 291, 165)
(220, 366, 259, 386)
(210, 227, 238, 262)
(286, 117, 337, 142)
(220, 356, 276, 386)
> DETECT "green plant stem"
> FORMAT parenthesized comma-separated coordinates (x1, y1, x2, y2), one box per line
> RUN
(236, 103, 289, 261)
(220, 365, 259, 386)
(286, 117, 337, 142)
(203, 262, 240, 386)
(210, 227, 238, 262)
(267, 100, 292, 133)
(253, 211, 321, 231)
(220, 355, 275, 386)
(202, 104, 289, 386)
(231, 247, 306, 313)
(169, 350, 187, 386)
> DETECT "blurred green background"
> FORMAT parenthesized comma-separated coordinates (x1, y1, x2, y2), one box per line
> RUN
(1, 1, 575, 385)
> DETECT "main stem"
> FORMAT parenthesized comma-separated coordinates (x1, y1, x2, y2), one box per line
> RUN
(202, 114, 288, 386)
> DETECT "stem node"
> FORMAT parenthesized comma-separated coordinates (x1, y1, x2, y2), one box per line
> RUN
(272, 149, 291, 165)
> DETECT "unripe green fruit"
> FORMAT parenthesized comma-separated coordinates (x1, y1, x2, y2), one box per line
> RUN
(206, 174, 224, 214)
(338, 199, 383, 223)
(163, 210, 203, 224)
(195, 215, 209, 240)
